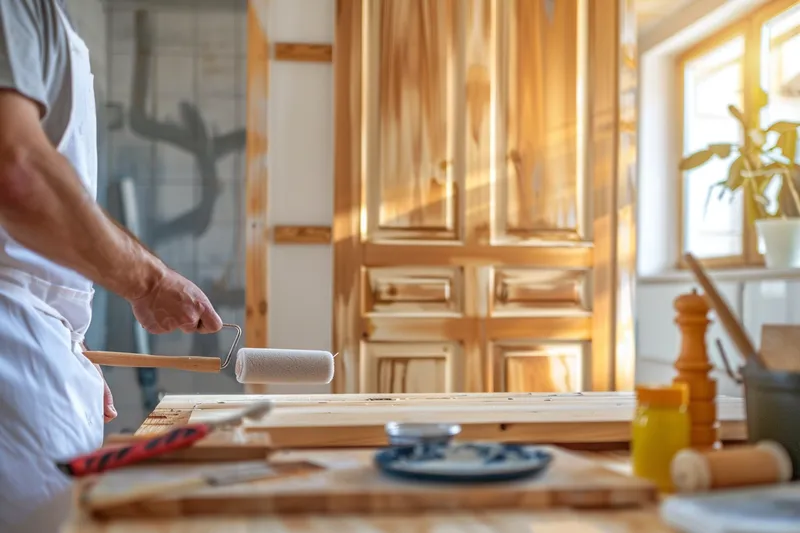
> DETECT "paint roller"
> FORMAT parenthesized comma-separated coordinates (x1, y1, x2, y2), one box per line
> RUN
(83, 324, 335, 384)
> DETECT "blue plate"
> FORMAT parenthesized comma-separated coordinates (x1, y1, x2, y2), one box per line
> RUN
(374, 442, 554, 483)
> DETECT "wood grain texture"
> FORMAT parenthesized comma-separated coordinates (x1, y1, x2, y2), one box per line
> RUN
(84, 352, 221, 373)
(366, 267, 458, 314)
(333, 0, 637, 395)
(590, 0, 618, 392)
(103, 434, 273, 463)
(332, 0, 363, 394)
(363, 243, 593, 267)
(363, 317, 592, 343)
(465, 0, 493, 247)
(365, 342, 455, 393)
(62, 398, 686, 533)
(68, 505, 677, 532)
(182, 393, 747, 449)
(377, 357, 447, 393)
(493, 268, 590, 315)
(82, 447, 656, 518)
(503, 0, 582, 241)
(244, 0, 269, 394)
(615, 0, 638, 391)
(498, 342, 585, 393)
(463, 0, 494, 393)
(274, 42, 333, 62)
(82, 459, 324, 515)
(373, 0, 456, 237)
(272, 225, 332, 244)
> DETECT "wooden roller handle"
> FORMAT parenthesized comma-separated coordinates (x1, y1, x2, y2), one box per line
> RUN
(84, 351, 222, 373)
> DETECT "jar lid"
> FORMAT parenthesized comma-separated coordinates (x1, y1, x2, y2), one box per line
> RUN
(635, 383, 689, 407)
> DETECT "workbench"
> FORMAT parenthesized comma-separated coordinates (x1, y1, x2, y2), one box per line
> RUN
(65, 392, 747, 532)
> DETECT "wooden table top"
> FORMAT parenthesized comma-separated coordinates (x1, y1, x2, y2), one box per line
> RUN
(62, 392, 723, 532)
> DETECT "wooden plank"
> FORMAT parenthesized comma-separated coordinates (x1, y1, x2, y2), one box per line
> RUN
(274, 42, 333, 62)
(272, 225, 332, 244)
(364, 316, 592, 342)
(67, 506, 676, 532)
(462, 0, 494, 394)
(590, 0, 619, 391)
(83, 447, 657, 518)
(103, 432, 273, 463)
(363, 243, 593, 268)
(615, 0, 638, 391)
(153, 391, 745, 409)
(332, 0, 363, 394)
(184, 393, 747, 448)
(244, 0, 270, 394)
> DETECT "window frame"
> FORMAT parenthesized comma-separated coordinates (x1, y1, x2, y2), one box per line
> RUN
(676, 0, 800, 270)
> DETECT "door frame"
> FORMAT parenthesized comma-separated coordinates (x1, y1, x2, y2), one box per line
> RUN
(244, 0, 269, 393)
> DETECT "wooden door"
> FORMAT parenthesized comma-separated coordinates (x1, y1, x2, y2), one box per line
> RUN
(332, 0, 636, 394)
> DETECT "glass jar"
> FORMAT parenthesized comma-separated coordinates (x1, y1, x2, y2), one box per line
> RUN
(631, 383, 690, 492)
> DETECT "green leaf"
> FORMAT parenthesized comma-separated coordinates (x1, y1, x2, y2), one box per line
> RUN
(777, 130, 798, 164)
(726, 156, 745, 190)
(728, 105, 747, 127)
(679, 150, 715, 171)
(709, 143, 733, 158)
(768, 121, 800, 133)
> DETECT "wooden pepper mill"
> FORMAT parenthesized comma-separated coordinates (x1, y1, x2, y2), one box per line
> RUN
(673, 288, 720, 450)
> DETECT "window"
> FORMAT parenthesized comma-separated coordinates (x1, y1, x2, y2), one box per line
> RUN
(678, 0, 800, 267)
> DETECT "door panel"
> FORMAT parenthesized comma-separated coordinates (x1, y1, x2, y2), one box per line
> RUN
(333, 0, 635, 394)
(491, 268, 590, 316)
(494, 341, 587, 393)
(372, 0, 458, 239)
(502, 0, 584, 241)
(366, 267, 462, 315)
(362, 341, 461, 393)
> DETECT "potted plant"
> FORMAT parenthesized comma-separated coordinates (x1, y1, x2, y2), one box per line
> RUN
(679, 105, 800, 268)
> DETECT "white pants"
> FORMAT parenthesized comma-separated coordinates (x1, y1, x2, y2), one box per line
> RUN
(0, 290, 104, 533)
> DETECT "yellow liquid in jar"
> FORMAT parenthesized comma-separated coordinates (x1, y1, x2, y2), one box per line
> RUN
(631, 404, 690, 492)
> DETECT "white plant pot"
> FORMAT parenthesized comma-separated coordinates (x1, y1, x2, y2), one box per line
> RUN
(755, 218, 800, 269)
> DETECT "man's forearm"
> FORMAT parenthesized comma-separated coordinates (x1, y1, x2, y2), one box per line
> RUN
(0, 144, 165, 301)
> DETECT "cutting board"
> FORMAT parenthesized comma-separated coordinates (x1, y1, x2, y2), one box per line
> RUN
(185, 392, 747, 448)
(84, 446, 657, 518)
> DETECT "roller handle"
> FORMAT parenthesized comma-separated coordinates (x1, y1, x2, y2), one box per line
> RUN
(57, 424, 212, 478)
(84, 351, 221, 373)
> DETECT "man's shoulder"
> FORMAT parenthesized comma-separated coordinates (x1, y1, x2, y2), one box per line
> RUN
(0, 0, 61, 32)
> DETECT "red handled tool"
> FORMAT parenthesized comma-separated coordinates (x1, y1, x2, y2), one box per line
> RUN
(57, 401, 273, 478)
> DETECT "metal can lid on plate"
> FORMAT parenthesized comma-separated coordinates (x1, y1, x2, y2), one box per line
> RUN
(384, 422, 461, 441)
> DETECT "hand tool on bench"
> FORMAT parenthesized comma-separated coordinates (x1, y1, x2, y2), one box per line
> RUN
(57, 401, 274, 478)
(81, 460, 325, 512)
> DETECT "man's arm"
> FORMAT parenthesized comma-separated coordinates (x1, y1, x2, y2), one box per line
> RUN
(0, 91, 162, 300)
(0, 90, 222, 333)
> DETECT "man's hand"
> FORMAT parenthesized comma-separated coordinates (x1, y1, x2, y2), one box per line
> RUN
(94, 364, 116, 423)
(0, 91, 225, 335)
(129, 269, 223, 335)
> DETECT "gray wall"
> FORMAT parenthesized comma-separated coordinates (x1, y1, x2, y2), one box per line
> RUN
(70, 0, 248, 434)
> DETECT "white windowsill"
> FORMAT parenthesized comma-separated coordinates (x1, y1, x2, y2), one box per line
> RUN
(638, 267, 800, 284)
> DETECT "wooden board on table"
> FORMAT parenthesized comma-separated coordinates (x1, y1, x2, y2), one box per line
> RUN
(182, 392, 747, 448)
(85, 447, 657, 518)
(103, 433, 274, 463)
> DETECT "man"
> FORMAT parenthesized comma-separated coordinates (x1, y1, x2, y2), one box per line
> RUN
(0, 1, 224, 530)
